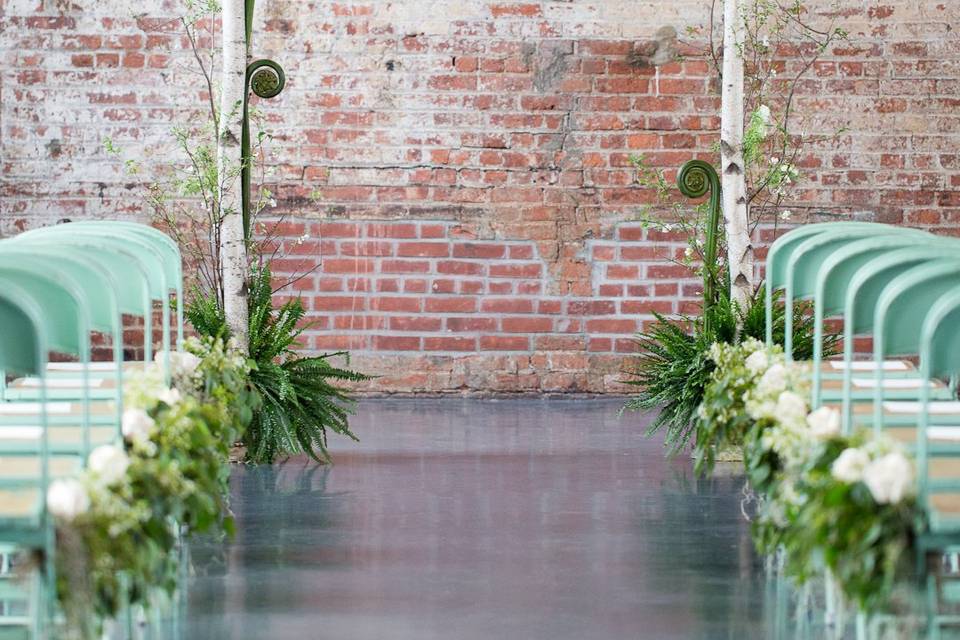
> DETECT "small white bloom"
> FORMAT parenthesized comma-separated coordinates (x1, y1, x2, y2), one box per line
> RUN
(758, 363, 787, 393)
(157, 387, 181, 406)
(761, 35, 770, 49)
(88, 444, 130, 487)
(46, 479, 90, 521)
(780, 210, 792, 220)
(757, 104, 772, 125)
(121, 408, 155, 444)
(863, 452, 914, 505)
(744, 350, 770, 374)
(831, 447, 871, 484)
(684, 246, 693, 258)
(807, 406, 841, 439)
(776, 391, 808, 426)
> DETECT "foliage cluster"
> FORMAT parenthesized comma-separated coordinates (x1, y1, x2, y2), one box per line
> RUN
(52, 337, 254, 634)
(187, 264, 369, 463)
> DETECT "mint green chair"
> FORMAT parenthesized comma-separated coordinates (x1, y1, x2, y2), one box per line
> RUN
(870, 260, 960, 434)
(0, 257, 121, 454)
(0, 241, 150, 429)
(764, 222, 905, 347)
(809, 236, 960, 408)
(8, 231, 165, 363)
(830, 248, 960, 433)
(7, 230, 172, 390)
(0, 286, 56, 639)
(780, 224, 930, 360)
(58, 221, 184, 349)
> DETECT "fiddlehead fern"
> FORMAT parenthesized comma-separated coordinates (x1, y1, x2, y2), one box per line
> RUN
(242, 59, 286, 240)
(677, 160, 723, 335)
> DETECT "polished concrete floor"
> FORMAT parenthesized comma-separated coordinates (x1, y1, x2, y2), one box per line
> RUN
(183, 398, 769, 640)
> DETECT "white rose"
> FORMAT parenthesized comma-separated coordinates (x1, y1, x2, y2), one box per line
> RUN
(88, 444, 130, 487)
(174, 351, 201, 375)
(744, 350, 770, 374)
(776, 391, 808, 425)
(157, 387, 181, 406)
(831, 448, 870, 484)
(759, 363, 787, 393)
(121, 408, 155, 443)
(863, 452, 914, 505)
(46, 479, 90, 521)
(807, 406, 841, 439)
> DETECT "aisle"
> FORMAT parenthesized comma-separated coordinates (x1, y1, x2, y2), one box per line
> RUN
(183, 399, 767, 640)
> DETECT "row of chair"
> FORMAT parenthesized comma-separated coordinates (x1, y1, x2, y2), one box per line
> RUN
(765, 221, 960, 635)
(0, 221, 184, 637)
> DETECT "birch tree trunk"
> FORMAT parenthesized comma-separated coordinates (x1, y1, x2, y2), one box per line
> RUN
(721, 0, 754, 310)
(218, 0, 249, 351)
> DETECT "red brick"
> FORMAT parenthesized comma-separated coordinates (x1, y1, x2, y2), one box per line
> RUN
(447, 317, 498, 332)
(481, 298, 534, 313)
(397, 242, 450, 257)
(312, 296, 367, 311)
(452, 243, 507, 259)
(424, 337, 477, 351)
(586, 319, 637, 334)
(489, 263, 541, 278)
(370, 297, 421, 312)
(372, 336, 421, 351)
(437, 260, 485, 275)
(480, 336, 530, 351)
(390, 316, 442, 331)
(502, 317, 553, 333)
(425, 297, 477, 313)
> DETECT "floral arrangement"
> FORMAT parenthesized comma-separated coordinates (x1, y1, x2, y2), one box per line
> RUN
(699, 341, 920, 613)
(695, 338, 787, 474)
(44, 336, 255, 632)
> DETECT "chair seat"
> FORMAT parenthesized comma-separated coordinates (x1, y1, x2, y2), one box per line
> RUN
(0, 401, 116, 426)
(0, 489, 41, 523)
(0, 425, 117, 453)
(46, 361, 146, 376)
(819, 359, 916, 380)
(0, 456, 81, 480)
(4, 377, 118, 402)
(819, 376, 953, 402)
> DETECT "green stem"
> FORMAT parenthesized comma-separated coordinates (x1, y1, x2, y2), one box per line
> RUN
(677, 159, 723, 336)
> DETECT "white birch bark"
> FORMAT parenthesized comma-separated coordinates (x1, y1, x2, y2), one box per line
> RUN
(218, 0, 249, 351)
(721, 0, 754, 310)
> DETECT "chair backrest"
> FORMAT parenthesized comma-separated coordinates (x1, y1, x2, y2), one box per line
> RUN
(809, 235, 960, 405)
(781, 225, 929, 358)
(0, 297, 41, 377)
(0, 283, 53, 532)
(765, 221, 909, 345)
(915, 287, 960, 496)
(62, 221, 184, 347)
(8, 233, 161, 361)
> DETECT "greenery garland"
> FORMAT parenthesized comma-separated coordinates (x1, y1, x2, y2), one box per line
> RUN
(46, 337, 257, 635)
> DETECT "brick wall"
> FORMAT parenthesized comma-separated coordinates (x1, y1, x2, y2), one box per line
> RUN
(2, 1, 958, 393)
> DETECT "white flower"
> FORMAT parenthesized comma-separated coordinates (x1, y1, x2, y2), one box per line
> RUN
(759, 363, 788, 393)
(807, 406, 841, 439)
(157, 387, 181, 406)
(863, 452, 914, 505)
(121, 408, 155, 444)
(88, 444, 130, 487)
(155, 350, 201, 380)
(745, 350, 770, 374)
(831, 448, 870, 484)
(757, 104, 772, 125)
(776, 391, 808, 426)
(46, 479, 90, 521)
(781, 209, 792, 220)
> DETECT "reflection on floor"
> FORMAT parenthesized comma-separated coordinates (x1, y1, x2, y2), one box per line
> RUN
(183, 398, 768, 640)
